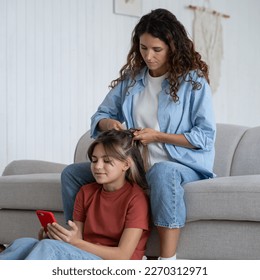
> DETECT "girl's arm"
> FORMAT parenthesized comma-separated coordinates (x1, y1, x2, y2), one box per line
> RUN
(47, 220, 143, 260)
(74, 227, 143, 260)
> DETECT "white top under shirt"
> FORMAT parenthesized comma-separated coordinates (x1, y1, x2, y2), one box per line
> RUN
(133, 71, 169, 168)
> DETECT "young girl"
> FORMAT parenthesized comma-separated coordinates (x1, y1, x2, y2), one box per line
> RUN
(0, 129, 150, 260)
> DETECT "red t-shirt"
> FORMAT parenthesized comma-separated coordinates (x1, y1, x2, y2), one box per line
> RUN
(73, 181, 150, 260)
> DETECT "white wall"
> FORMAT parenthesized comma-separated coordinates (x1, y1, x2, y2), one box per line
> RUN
(1, 0, 260, 174)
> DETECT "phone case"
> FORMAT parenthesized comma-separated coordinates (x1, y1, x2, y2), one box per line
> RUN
(36, 210, 57, 232)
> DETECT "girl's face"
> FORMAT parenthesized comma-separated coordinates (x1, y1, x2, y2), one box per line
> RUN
(90, 143, 130, 191)
(139, 33, 169, 77)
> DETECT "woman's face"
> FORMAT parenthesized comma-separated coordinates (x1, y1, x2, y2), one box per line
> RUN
(139, 33, 169, 77)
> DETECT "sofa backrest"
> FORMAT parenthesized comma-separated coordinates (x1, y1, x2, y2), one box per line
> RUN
(213, 123, 248, 177)
(74, 124, 260, 178)
(230, 126, 260, 176)
(74, 131, 93, 163)
(214, 123, 260, 177)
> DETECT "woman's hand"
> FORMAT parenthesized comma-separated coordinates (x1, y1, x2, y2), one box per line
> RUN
(98, 118, 124, 131)
(47, 220, 82, 245)
(133, 128, 159, 145)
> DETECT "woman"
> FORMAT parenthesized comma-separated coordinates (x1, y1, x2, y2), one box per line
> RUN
(0, 130, 150, 260)
(62, 8, 216, 260)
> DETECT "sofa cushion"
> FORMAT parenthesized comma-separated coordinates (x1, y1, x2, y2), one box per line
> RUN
(0, 173, 63, 211)
(2, 160, 66, 176)
(184, 174, 260, 222)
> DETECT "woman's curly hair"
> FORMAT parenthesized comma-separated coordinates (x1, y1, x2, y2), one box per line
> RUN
(110, 8, 209, 102)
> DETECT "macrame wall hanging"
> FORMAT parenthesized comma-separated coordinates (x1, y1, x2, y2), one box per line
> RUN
(188, 4, 230, 93)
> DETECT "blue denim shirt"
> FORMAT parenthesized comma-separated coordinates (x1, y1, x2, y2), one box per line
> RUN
(91, 67, 216, 178)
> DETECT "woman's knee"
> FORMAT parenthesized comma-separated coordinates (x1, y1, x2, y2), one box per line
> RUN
(61, 163, 79, 182)
(146, 162, 180, 186)
(146, 161, 200, 186)
(61, 162, 93, 187)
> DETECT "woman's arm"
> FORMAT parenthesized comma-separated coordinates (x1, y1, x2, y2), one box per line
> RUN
(47, 221, 143, 260)
(133, 128, 196, 148)
(90, 81, 127, 138)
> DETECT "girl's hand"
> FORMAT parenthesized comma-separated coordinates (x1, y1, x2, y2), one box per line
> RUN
(47, 220, 81, 245)
(38, 227, 48, 240)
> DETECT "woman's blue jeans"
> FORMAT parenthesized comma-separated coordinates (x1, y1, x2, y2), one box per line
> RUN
(61, 161, 203, 228)
(146, 161, 203, 228)
(0, 238, 101, 260)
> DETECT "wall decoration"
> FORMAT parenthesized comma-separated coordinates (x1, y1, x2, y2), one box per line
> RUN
(114, 0, 142, 17)
(188, 5, 230, 93)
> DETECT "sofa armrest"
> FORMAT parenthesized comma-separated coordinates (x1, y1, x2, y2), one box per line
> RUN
(2, 160, 67, 176)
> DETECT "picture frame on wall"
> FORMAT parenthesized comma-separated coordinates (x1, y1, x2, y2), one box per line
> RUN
(114, 0, 142, 17)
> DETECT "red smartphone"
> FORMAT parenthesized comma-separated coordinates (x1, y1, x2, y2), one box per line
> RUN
(36, 210, 57, 233)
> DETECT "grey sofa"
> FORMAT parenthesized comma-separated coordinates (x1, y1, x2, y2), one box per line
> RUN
(1, 123, 260, 259)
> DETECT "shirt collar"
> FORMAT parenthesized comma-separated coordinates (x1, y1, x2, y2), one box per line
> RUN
(135, 67, 149, 87)
(135, 67, 169, 89)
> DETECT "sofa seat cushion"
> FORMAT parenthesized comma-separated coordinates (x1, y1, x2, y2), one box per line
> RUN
(0, 173, 63, 211)
(184, 174, 260, 222)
